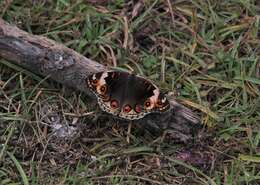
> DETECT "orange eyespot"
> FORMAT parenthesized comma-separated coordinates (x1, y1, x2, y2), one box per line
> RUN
(157, 100, 162, 106)
(144, 100, 151, 108)
(123, 105, 132, 113)
(100, 85, 107, 93)
(135, 104, 142, 113)
(91, 79, 98, 85)
(110, 100, 119, 109)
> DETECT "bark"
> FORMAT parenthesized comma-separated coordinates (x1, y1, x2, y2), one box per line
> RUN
(0, 18, 201, 141)
(0, 18, 106, 94)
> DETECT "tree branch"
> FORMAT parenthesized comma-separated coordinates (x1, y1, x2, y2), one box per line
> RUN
(0, 18, 106, 94)
(0, 18, 201, 140)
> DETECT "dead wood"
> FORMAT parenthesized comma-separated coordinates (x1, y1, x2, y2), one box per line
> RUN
(0, 18, 202, 140)
(0, 18, 106, 95)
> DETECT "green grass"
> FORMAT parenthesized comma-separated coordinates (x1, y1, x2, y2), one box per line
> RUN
(0, 0, 260, 184)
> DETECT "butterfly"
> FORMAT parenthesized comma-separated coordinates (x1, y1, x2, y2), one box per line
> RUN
(86, 70, 170, 120)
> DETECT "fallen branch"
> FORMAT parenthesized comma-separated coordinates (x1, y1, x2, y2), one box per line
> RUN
(0, 18, 106, 94)
(0, 18, 201, 140)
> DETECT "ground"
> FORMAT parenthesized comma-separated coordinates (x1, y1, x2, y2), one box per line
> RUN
(0, 0, 260, 184)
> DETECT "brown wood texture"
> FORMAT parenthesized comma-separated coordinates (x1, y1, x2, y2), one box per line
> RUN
(0, 18, 201, 138)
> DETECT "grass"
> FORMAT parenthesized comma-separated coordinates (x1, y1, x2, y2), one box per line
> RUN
(0, 0, 260, 184)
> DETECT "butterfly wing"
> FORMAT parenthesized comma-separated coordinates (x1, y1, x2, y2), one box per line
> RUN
(118, 74, 170, 120)
(87, 70, 170, 120)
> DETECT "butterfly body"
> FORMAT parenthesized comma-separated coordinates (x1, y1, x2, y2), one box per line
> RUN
(86, 70, 170, 120)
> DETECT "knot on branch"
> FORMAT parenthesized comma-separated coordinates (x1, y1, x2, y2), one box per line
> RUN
(41, 50, 75, 72)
